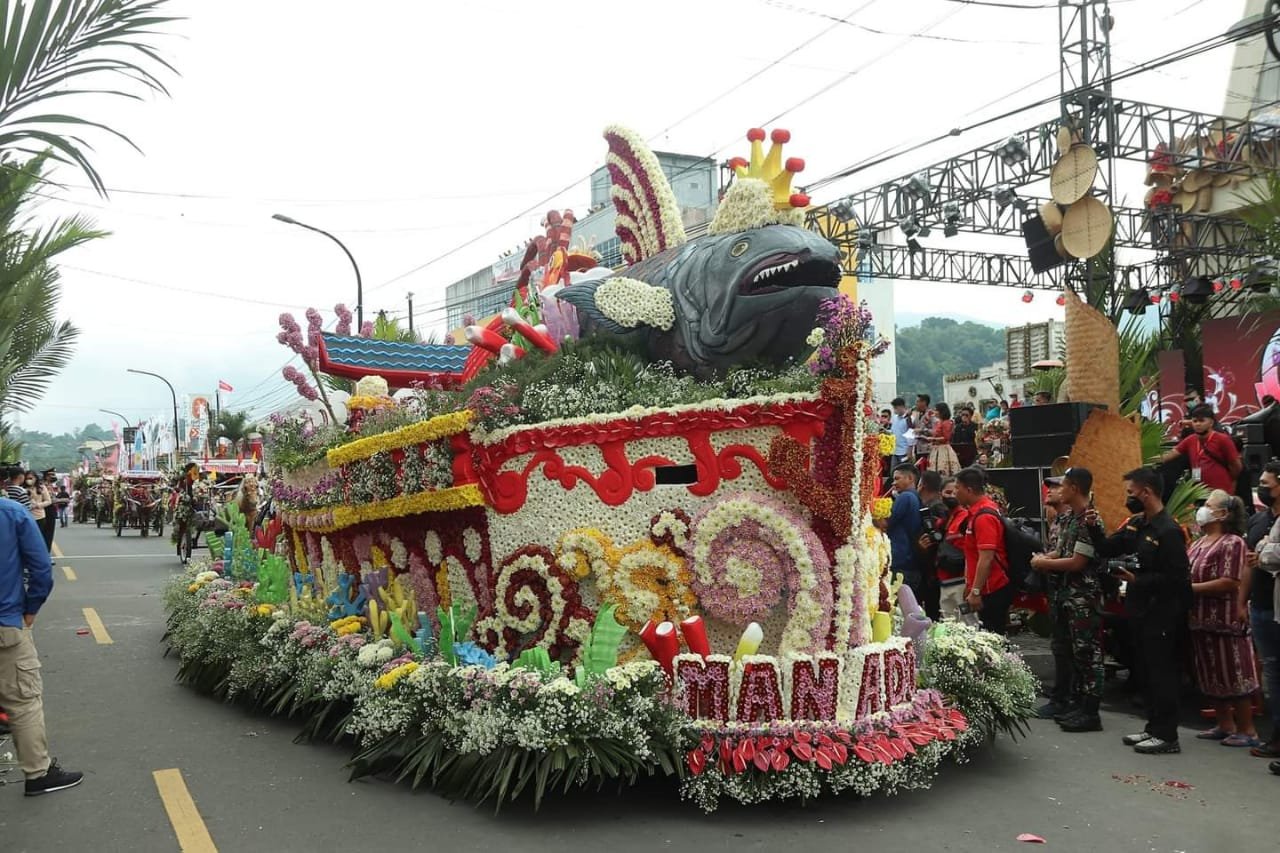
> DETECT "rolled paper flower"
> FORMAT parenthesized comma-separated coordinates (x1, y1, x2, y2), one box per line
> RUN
(680, 615, 711, 658)
(497, 342, 525, 365)
(652, 621, 680, 676)
(733, 622, 763, 662)
(500, 307, 557, 354)
(872, 611, 892, 643)
(897, 583, 923, 621)
(464, 324, 508, 355)
(638, 620, 663, 667)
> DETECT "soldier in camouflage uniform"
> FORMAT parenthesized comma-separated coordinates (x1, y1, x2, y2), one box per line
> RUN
(1031, 468, 1106, 732)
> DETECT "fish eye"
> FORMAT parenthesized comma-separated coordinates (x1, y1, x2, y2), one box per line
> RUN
(730, 240, 749, 257)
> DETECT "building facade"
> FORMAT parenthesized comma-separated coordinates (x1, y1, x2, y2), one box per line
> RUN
(942, 319, 1064, 410)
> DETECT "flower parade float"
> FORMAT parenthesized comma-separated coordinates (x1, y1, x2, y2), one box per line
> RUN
(164, 125, 1037, 812)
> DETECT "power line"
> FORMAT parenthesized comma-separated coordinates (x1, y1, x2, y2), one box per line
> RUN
(804, 19, 1276, 195)
(60, 265, 302, 309)
(761, 0, 1046, 45)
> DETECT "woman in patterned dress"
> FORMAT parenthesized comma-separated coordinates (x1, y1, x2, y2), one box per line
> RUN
(1189, 490, 1261, 748)
(926, 402, 962, 476)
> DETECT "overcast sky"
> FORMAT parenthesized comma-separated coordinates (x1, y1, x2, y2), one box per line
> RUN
(17, 0, 1243, 434)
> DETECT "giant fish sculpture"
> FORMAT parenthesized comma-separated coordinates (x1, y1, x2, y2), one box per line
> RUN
(557, 126, 842, 377)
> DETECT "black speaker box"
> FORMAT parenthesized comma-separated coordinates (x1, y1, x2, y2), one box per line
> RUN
(1234, 422, 1265, 446)
(1008, 402, 1106, 440)
(1243, 444, 1272, 477)
(982, 466, 1047, 521)
(1010, 433, 1079, 468)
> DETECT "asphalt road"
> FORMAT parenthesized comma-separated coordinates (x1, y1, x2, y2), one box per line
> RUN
(1, 522, 1274, 852)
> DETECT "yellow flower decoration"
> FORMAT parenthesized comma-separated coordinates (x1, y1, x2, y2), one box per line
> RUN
(878, 433, 895, 457)
(871, 496, 893, 521)
(255, 604, 276, 617)
(435, 563, 452, 609)
(326, 410, 473, 467)
(374, 661, 418, 690)
(289, 485, 486, 534)
(556, 528, 696, 630)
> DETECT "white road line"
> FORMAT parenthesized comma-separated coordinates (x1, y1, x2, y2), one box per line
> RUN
(54, 554, 175, 560)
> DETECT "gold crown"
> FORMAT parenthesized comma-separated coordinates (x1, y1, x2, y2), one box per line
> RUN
(727, 128, 809, 210)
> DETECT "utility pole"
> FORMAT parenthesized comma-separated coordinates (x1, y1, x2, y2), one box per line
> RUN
(406, 292, 414, 336)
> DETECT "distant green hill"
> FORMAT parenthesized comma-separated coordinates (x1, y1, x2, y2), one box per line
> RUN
(895, 317, 1006, 403)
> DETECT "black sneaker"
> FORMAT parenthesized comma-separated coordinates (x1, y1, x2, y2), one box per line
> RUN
(1036, 700, 1071, 720)
(1058, 711, 1103, 732)
(1134, 737, 1180, 755)
(1053, 704, 1083, 723)
(24, 761, 84, 796)
(1269, 760, 1279, 776)
(1122, 732, 1153, 746)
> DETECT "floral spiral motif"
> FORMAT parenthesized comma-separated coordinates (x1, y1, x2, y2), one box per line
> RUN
(557, 528, 696, 630)
(476, 545, 593, 663)
(688, 494, 834, 655)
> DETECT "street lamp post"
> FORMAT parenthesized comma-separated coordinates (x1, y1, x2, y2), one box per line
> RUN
(127, 369, 181, 468)
(99, 408, 133, 428)
(271, 213, 364, 331)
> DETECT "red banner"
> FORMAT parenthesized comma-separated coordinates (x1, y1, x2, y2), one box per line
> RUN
(1199, 311, 1280, 424)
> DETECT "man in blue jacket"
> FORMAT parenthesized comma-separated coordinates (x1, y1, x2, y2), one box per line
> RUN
(0, 495, 83, 795)
(883, 464, 924, 598)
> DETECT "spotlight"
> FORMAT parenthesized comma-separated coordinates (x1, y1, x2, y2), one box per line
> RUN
(1212, 280, 1224, 293)
(917, 224, 932, 239)
(994, 184, 1017, 213)
(942, 201, 965, 238)
(898, 215, 920, 238)
(902, 173, 932, 205)
(830, 196, 856, 223)
(1230, 277, 1243, 290)
(856, 229, 877, 252)
(1181, 276, 1213, 304)
(1150, 292, 1162, 304)
(1121, 287, 1150, 314)
(1246, 264, 1273, 292)
(1168, 286, 1181, 303)
(997, 136, 1029, 166)
(1021, 290, 1034, 303)
(1055, 293, 1066, 306)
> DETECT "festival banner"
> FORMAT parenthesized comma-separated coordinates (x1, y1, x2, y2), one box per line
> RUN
(1199, 311, 1280, 424)
(184, 392, 213, 454)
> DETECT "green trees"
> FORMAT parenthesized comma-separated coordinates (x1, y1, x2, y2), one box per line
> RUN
(894, 317, 1006, 402)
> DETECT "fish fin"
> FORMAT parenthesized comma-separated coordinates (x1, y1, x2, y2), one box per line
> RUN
(555, 280, 628, 335)
(603, 125, 687, 264)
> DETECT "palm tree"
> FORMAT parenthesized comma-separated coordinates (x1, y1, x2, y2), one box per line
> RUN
(0, 0, 178, 194)
(211, 409, 253, 445)
(0, 152, 101, 415)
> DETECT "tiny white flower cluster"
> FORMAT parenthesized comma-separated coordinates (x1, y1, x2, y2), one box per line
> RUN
(708, 179, 805, 235)
(595, 277, 676, 331)
(805, 327, 825, 348)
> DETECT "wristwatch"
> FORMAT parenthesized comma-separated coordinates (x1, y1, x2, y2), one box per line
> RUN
(968, 588, 982, 597)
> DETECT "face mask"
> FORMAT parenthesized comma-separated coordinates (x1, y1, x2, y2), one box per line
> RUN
(1194, 506, 1219, 527)
(1260, 485, 1274, 506)
(1125, 495, 1145, 514)
(943, 496, 959, 509)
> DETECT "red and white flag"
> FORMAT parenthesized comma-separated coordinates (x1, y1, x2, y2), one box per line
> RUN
(217, 380, 234, 393)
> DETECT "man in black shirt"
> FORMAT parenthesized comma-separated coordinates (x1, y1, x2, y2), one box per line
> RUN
(1240, 461, 1280, 759)
(1090, 467, 1191, 755)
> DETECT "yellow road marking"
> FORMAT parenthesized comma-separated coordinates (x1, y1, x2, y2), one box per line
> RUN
(51, 542, 63, 558)
(62, 566, 77, 581)
(153, 769, 218, 852)
(81, 607, 113, 645)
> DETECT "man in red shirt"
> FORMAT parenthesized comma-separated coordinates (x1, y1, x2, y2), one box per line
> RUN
(954, 467, 1015, 634)
(1161, 405, 1241, 492)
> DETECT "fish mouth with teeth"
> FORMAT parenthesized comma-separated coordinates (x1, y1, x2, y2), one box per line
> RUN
(740, 251, 842, 295)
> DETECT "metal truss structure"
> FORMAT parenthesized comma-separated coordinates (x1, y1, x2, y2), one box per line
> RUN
(805, 1, 1280, 297)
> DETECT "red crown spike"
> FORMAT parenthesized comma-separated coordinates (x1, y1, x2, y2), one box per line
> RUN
(747, 128, 766, 142)
(785, 157, 805, 173)
(771, 129, 791, 144)
(790, 193, 810, 209)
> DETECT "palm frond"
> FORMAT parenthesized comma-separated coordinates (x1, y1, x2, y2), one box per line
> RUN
(0, 0, 179, 193)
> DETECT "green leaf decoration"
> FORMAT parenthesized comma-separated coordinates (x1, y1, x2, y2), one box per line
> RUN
(513, 647, 558, 676)
(575, 604, 626, 686)
(387, 610, 417, 653)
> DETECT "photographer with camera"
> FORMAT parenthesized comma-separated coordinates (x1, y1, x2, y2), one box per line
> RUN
(1088, 467, 1191, 755)
(1031, 469, 1105, 733)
